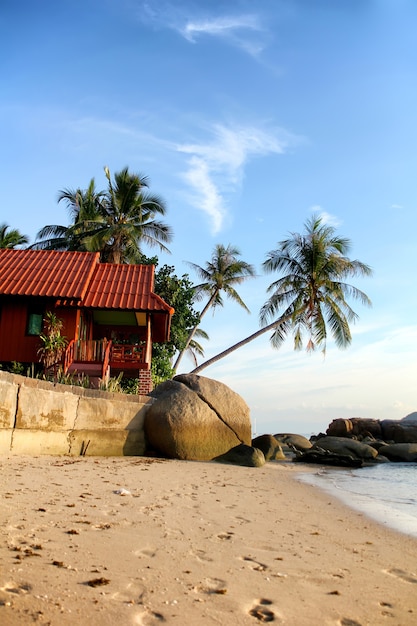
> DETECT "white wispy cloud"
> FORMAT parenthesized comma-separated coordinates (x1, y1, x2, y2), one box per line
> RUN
(309, 205, 342, 227)
(180, 14, 265, 55)
(138, 3, 266, 56)
(177, 124, 294, 233)
(182, 156, 226, 233)
(5, 103, 295, 235)
(181, 14, 260, 41)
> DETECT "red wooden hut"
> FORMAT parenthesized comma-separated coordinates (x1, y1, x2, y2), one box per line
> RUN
(0, 249, 174, 393)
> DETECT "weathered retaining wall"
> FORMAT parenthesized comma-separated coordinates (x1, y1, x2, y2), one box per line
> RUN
(0, 371, 154, 456)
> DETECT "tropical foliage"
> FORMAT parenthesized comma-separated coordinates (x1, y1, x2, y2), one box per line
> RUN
(152, 264, 203, 380)
(173, 243, 255, 372)
(35, 179, 106, 252)
(37, 311, 68, 371)
(0, 223, 29, 249)
(192, 215, 372, 373)
(33, 167, 173, 263)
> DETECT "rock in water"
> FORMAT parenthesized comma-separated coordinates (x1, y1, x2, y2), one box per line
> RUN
(213, 444, 266, 467)
(293, 448, 363, 467)
(381, 419, 417, 443)
(326, 418, 382, 439)
(274, 433, 313, 452)
(252, 434, 286, 461)
(402, 412, 417, 423)
(311, 436, 378, 460)
(379, 443, 417, 462)
(144, 374, 251, 460)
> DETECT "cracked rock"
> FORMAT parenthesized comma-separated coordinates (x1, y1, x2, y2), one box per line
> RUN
(144, 374, 251, 460)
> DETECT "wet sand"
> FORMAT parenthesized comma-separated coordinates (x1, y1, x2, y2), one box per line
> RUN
(1, 456, 417, 625)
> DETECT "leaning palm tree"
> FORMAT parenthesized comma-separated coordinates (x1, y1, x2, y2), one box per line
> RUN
(191, 215, 372, 373)
(0, 223, 29, 249)
(83, 166, 172, 264)
(173, 244, 256, 372)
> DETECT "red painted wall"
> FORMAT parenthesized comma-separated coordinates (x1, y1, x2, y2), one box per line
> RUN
(0, 296, 78, 364)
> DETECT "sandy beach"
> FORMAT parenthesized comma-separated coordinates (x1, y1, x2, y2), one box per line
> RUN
(1, 456, 417, 626)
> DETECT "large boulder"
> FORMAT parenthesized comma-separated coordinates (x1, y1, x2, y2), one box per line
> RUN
(274, 433, 313, 452)
(144, 374, 251, 460)
(402, 412, 417, 423)
(326, 418, 382, 439)
(311, 436, 378, 461)
(378, 443, 417, 462)
(381, 419, 417, 443)
(252, 434, 286, 461)
(325, 419, 354, 437)
(294, 448, 363, 467)
(213, 444, 265, 467)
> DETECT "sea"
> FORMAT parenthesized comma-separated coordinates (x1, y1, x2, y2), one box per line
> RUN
(298, 463, 417, 539)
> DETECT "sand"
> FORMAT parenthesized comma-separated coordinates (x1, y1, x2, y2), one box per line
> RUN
(1, 456, 417, 626)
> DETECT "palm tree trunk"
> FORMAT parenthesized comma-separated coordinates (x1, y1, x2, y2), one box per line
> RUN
(173, 291, 218, 372)
(190, 314, 291, 374)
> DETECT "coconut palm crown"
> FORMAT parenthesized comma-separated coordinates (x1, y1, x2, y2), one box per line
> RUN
(173, 243, 255, 372)
(191, 215, 372, 373)
(33, 167, 172, 263)
(86, 166, 172, 264)
(0, 223, 29, 249)
(34, 179, 106, 252)
(260, 214, 372, 353)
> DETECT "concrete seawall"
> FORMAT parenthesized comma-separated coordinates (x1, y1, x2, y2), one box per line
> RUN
(0, 371, 153, 456)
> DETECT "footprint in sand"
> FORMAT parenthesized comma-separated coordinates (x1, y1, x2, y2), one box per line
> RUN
(191, 549, 213, 563)
(110, 581, 146, 605)
(134, 608, 165, 625)
(0, 581, 32, 595)
(133, 548, 157, 558)
(385, 568, 417, 583)
(163, 528, 184, 539)
(216, 531, 234, 541)
(249, 598, 280, 622)
(194, 577, 228, 595)
(241, 556, 268, 572)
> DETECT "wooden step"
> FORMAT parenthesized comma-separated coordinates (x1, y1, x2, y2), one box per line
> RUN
(68, 363, 102, 377)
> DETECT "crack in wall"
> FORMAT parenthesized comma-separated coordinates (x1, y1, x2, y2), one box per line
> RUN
(68, 395, 81, 455)
(13, 383, 20, 429)
(9, 383, 21, 451)
(67, 429, 75, 455)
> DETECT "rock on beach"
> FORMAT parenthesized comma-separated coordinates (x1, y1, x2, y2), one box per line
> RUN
(144, 373, 251, 460)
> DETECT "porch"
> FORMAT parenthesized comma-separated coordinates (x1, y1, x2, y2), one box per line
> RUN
(64, 338, 149, 382)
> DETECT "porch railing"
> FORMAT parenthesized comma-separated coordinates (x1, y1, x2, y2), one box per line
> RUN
(64, 339, 146, 375)
(111, 343, 146, 363)
(63, 339, 76, 374)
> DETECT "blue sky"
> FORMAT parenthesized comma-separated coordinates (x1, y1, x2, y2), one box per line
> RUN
(1, 0, 416, 434)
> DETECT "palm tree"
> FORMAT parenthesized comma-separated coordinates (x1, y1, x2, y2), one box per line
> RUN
(33, 179, 106, 251)
(0, 223, 29, 249)
(173, 244, 256, 372)
(33, 167, 172, 263)
(191, 215, 372, 374)
(185, 328, 209, 368)
(84, 166, 172, 264)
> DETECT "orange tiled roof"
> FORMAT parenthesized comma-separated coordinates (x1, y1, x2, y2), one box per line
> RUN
(82, 262, 174, 312)
(0, 249, 174, 314)
(0, 249, 99, 299)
